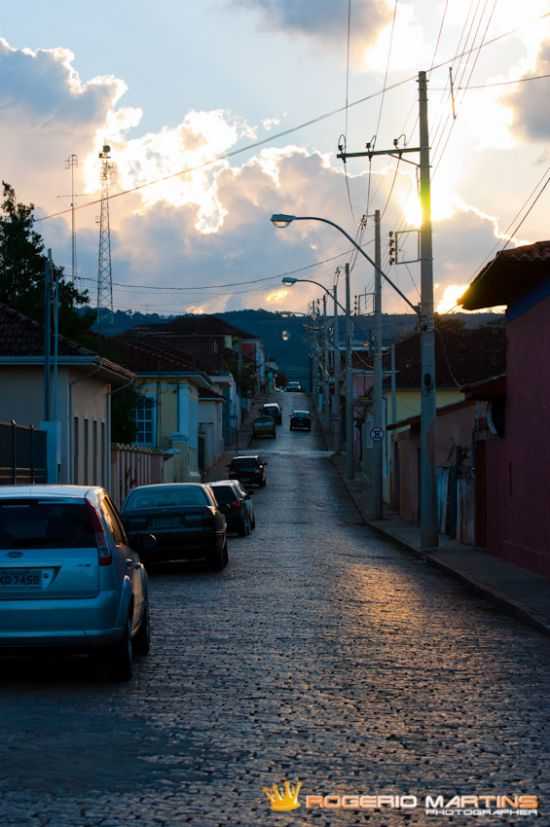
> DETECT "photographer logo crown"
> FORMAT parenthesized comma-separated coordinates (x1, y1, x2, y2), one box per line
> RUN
(262, 779, 302, 812)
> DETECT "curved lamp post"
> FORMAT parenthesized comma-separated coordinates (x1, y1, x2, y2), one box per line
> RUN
(271, 211, 437, 547)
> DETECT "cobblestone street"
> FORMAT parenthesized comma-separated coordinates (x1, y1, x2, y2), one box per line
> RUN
(2, 392, 550, 826)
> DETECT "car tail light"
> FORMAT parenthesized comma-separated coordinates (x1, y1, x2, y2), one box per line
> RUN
(86, 502, 112, 566)
(230, 500, 241, 510)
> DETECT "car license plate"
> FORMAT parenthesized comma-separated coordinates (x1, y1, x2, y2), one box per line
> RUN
(0, 568, 45, 589)
(152, 517, 180, 529)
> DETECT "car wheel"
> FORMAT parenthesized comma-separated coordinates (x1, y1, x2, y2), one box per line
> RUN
(210, 539, 229, 571)
(133, 601, 151, 656)
(109, 615, 134, 682)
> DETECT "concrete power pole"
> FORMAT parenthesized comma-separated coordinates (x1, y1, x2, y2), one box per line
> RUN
(418, 71, 438, 548)
(322, 293, 330, 430)
(335, 69, 438, 548)
(345, 263, 354, 479)
(333, 282, 341, 452)
(369, 208, 384, 519)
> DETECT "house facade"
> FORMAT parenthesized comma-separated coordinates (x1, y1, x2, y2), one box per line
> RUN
(0, 304, 133, 488)
(460, 240, 550, 578)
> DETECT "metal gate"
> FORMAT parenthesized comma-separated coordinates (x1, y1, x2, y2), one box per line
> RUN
(0, 421, 47, 485)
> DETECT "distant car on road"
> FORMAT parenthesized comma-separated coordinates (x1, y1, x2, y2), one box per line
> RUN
(290, 410, 312, 431)
(210, 480, 255, 536)
(253, 415, 277, 439)
(261, 402, 282, 424)
(227, 455, 267, 488)
(286, 381, 303, 392)
(0, 485, 152, 681)
(122, 483, 228, 572)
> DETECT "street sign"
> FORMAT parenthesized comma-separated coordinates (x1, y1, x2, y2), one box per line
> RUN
(370, 426, 384, 442)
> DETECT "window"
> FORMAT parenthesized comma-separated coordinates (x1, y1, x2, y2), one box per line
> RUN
(0, 501, 96, 549)
(135, 396, 155, 446)
(73, 417, 79, 484)
(125, 486, 209, 510)
(102, 497, 127, 546)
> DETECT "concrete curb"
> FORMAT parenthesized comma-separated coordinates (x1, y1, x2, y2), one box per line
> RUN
(331, 456, 550, 638)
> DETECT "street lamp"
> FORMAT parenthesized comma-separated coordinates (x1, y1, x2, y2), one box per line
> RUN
(271, 210, 437, 548)
(278, 270, 354, 480)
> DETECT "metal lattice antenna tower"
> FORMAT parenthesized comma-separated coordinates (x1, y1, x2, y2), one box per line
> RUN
(96, 144, 114, 328)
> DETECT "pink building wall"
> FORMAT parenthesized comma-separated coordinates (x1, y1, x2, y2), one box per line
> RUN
(484, 295, 550, 577)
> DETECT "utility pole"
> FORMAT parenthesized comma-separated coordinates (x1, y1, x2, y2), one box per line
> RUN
(51, 250, 59, 424)
(345, 262, 354, 479)
(333, 282, 341, 452)
(418, 70, 438, 547)
(322, 293, 330, 430)
(336, 69, 438, 548)
(369, 208, 384, 519)
(43, 256, 52, 422)
(66, 154, 78, 285)
(58, 155, 81, 287)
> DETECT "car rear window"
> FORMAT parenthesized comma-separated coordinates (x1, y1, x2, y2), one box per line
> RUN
(0, 500, 96, 549)
(125, 486, 209, 510)
(210, 485, 236, 505)
(231, 458, 258, 469)
(256, 417, 273, 424)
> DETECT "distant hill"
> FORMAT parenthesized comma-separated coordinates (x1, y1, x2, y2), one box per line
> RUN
(94, 307, 504, 390)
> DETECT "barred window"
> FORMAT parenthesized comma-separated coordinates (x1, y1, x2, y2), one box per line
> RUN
(135, 397, 155, 446)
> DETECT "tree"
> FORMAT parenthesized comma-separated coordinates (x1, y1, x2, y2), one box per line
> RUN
(0, 182, 92, 337)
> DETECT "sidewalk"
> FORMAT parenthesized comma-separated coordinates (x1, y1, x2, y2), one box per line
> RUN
(332, 454, 550, 636)
(202, 393, 269, 484)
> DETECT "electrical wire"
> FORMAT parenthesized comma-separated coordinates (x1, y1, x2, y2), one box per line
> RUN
(342, 0, 355, 220)
(33, 8, 550, 226)
(457, 71, 550, 89)
(375, 0, 399, 140)
(62, 248, 356, 293)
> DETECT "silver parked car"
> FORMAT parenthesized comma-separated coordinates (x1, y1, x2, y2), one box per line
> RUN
(0, 485, 152, 681)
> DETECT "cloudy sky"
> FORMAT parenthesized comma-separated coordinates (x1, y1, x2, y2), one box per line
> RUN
(2, 0, 549, 316)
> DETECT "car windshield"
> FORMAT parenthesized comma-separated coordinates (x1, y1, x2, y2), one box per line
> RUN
(293, 411, 310, 417)
(263, 405, 278, 412)
(125, 486, 209, 510)
(210, 485, 237, 505)
(0, 500, 96, 549)
(256, 417, 273, 424)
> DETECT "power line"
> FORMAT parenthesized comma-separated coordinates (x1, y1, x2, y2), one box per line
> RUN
(33, 8, 550, 226)
(458, 71, 550, 89)
(61, 248, 356, 293)
(375, 0, 399, 139)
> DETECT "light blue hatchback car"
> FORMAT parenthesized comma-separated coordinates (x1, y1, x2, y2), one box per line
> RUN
(0, 485, 152, 681)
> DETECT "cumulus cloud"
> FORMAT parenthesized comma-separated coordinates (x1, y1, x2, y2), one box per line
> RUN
(0, 36, 507, 318)
(232, 0, 391, 55)
(506, 38, 550, 141)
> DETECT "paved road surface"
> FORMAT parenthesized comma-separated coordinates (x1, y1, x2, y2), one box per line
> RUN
(2, 391, 549, 825)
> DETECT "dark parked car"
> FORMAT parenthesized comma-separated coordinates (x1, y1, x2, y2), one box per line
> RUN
(290, 410, 311, 431)
(286, 381, 303, 392)
(122, 484, 228, 571)
(210, 481, 255, 536)
(253, 415, 276, 439)
(261, 402, 282, 425)
(227, 455, 267, 488)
